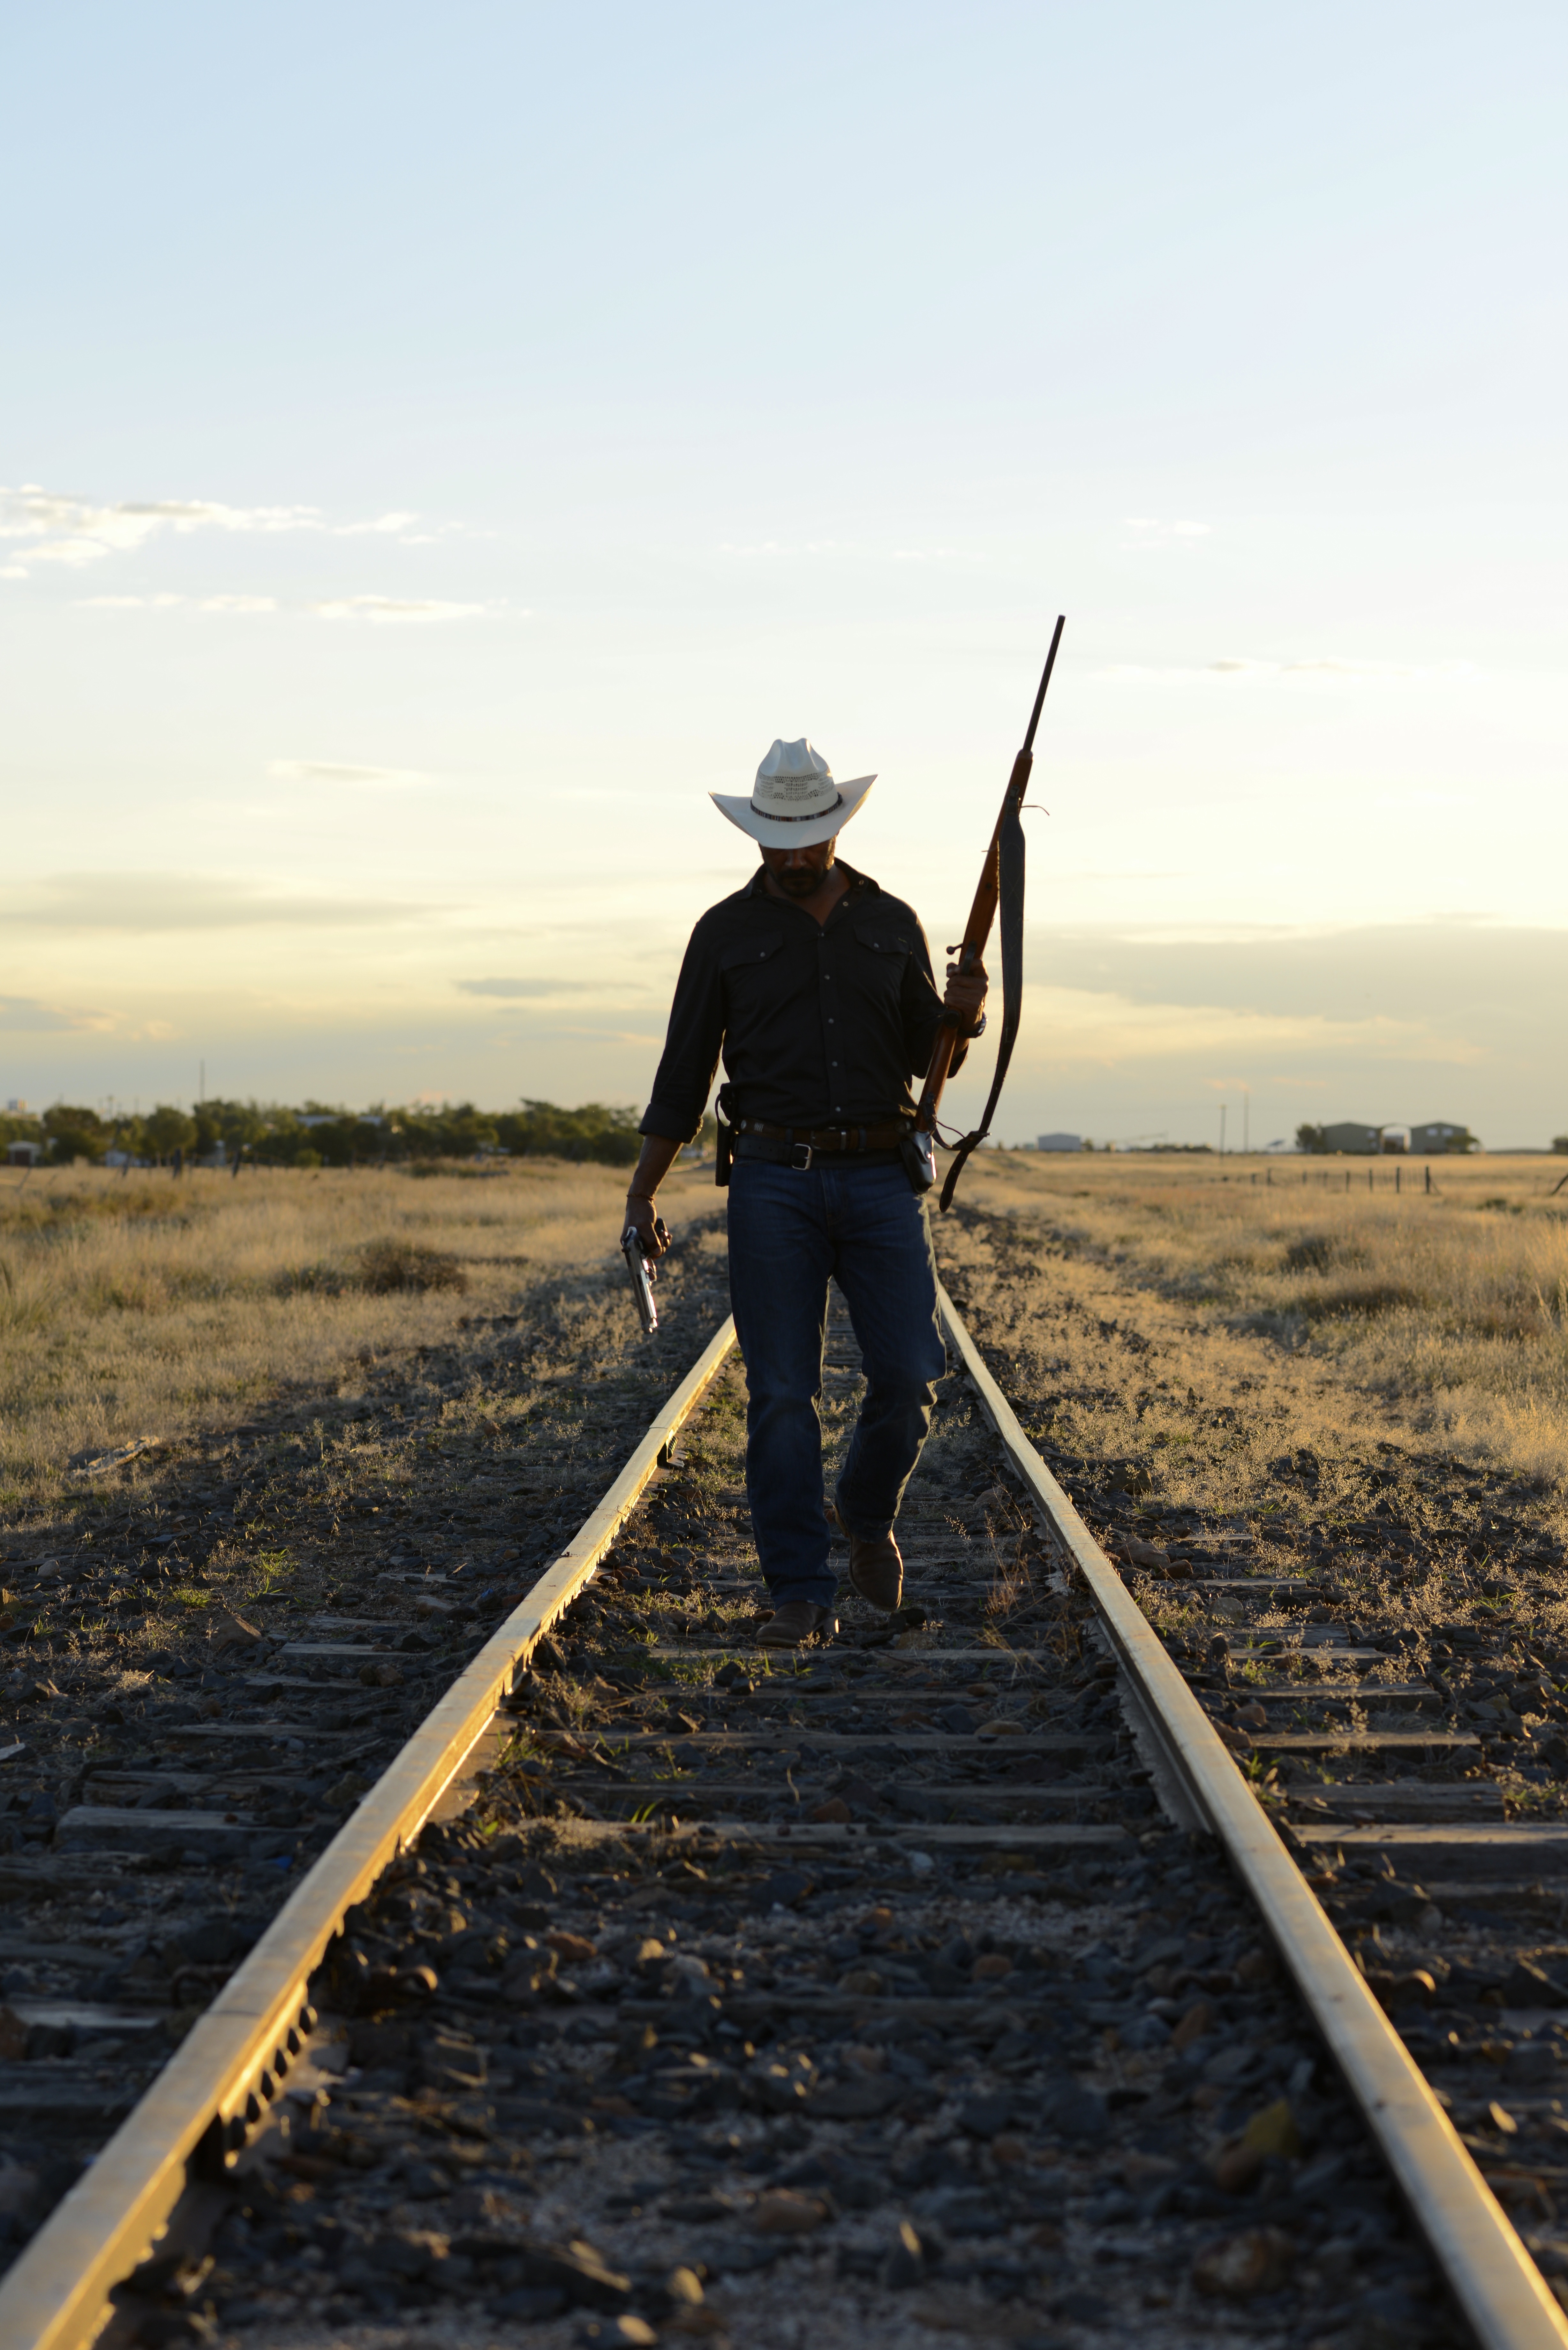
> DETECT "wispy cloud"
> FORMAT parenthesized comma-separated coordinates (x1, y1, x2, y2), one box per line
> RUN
(1019, 982, 1479, 1067)
(717, 538, 970, 565)
(1093, 657, 1479, 685)
(492, 1022, 666, 1049)
(0, 483, 418, 573)
(79, 592, 278, 613)
(79, 594, 186, 609)
(1120, 517, 1212, 548)
(1208, 656, 1435, 678)
(457, 977, 598, 999)
(307, 595, 501, 625)
(718, 538, 848, 557)
(75, 592, 506, 624)
(269, 760, 429, 789)
(0, 874, 433, 933)
(0, 993, 114, 1033)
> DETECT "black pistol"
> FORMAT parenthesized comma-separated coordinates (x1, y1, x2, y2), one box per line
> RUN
(621, 1220, 668, 1338)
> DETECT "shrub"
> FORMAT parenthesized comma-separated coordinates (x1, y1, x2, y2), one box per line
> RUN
(1297, 1281, 1425, 1320)
(144, 1105, 198, 1159)
(357, 1240, 467, 1295)
(43, 1106, 108, 1165)
(1282, 1235, 1333, 1274)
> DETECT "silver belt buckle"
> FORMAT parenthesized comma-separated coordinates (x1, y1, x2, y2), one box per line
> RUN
(790, 1141, 814, 1171)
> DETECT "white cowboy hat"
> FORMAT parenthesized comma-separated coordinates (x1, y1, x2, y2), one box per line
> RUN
(711, 737, 876, 849)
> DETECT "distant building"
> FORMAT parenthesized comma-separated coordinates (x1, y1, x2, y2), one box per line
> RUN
(5, 1140, 42, 1166)
(1379, 1125, 1411, 1155)
(1412, 1121, 1478, 1155)
(1037, 1133, 1084, 1152)
(1321, 1121, 1382, 1156)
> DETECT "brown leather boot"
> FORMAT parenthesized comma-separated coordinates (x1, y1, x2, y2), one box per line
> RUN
(755, 1601, 830, 1649)
(827, 1504, 903, 1612)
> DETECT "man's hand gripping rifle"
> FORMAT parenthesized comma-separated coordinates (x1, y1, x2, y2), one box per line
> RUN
(621, 1216, 670, 1338)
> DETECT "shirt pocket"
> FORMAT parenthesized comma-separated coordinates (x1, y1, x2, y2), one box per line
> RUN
(719, 930, 787, 1020)
(849, 916, 915, 1014)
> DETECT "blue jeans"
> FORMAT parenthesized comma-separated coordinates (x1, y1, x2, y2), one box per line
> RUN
(726, 1158, 948, 1609)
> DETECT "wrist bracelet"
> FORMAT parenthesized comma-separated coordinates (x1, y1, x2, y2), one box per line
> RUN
(627, 1191, 656, 1202)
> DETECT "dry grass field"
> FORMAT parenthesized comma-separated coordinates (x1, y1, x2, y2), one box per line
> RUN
(0, 1158, 722, 1508)
(943, 1149, 1568, 1526)
(4, 1150, 1564, 1516)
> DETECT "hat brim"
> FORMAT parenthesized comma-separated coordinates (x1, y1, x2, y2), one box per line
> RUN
(711, 774, 875, 848)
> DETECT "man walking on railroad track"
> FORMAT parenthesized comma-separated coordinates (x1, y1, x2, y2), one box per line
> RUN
(621, 738, 987, 1650)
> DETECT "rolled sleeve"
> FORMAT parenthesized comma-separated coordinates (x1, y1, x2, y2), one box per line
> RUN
(638, 1099, 703, 1143)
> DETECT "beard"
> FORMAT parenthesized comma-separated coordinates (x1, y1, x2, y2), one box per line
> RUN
(770, 855, 833, 897)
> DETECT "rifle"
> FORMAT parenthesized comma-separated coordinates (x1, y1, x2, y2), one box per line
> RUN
(909, 614, 1065, 1211)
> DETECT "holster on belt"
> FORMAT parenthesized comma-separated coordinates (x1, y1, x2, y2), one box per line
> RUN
(714, 1086, 735, 1188)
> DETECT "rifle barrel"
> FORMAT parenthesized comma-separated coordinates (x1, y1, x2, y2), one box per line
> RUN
(1021, 613, 1067, 758)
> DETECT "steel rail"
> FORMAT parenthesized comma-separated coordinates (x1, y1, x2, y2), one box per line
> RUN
(936, 1281, 1568, 2350)
(0, 1315, 738, 2350)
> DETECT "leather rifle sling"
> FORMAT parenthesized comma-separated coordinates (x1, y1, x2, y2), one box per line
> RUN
(938, 785, 1025, 1210)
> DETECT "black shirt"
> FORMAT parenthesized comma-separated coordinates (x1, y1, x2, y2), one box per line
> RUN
(639, 861, 968, 1141)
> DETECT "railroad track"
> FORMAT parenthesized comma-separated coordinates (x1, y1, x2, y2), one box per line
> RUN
(2, 1280, 1566, 2349)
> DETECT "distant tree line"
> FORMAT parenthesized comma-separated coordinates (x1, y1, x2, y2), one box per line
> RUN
(1295, 1123, 1480, 1156)
(5, 1099, 703, 1171)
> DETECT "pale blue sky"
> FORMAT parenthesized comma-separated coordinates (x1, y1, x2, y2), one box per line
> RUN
(3, 2, 1564, 1145)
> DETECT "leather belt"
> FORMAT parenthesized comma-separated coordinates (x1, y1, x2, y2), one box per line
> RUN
(731, 1116, 908, 1172)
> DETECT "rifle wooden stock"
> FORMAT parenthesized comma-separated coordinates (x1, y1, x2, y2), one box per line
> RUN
(914, 619, 1062, 1166)
(912, 748, 1027, 1127)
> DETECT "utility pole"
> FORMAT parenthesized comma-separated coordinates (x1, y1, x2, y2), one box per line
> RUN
(199, 1061, 205, 1104)
(1219, 1104, 1227, 1156)
(1242, 1084, 1250, 1155)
